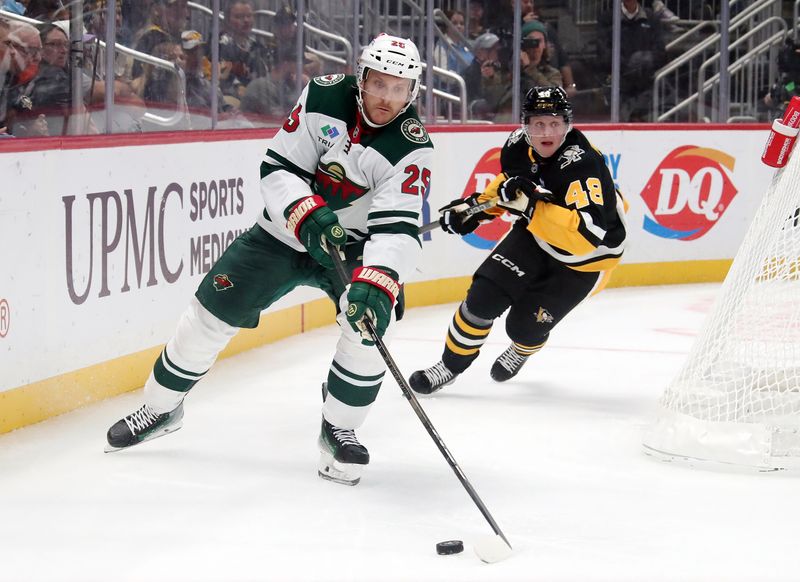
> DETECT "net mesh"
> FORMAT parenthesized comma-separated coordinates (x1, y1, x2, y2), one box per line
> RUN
(644, 145, 800, 469)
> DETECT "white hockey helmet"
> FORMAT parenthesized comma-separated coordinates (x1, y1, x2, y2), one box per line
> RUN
(356, 33, 422, 127)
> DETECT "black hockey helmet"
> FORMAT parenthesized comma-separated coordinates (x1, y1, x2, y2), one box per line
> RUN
(521, 86, 573, 124)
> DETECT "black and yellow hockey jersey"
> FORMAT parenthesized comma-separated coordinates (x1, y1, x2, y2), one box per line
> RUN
(479, 127, 627, 272)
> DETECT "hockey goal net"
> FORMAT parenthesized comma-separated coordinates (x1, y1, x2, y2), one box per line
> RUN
(643, 143, 800, 470)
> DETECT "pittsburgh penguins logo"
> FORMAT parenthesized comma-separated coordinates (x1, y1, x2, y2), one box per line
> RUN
(507, 128, 525, 145)
(559, 146, 584, 169)
(535, 307, 554, 323)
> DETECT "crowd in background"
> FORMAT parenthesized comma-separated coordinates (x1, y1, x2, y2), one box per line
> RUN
(1, 0, 798, 137)
(0, 0, 329, 136)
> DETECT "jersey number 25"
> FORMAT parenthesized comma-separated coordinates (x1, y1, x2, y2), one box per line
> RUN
(401, 164, 431, 196)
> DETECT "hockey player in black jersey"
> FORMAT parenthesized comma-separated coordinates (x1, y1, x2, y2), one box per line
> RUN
(410, 86, 627, 393)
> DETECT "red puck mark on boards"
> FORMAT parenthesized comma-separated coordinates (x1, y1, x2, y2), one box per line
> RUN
(0, 299, 9, 338)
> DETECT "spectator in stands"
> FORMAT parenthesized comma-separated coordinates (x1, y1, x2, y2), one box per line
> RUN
(598, 0, 666, 121)
(1, 17, 19, 134)
(240, 46, 309, 123)
(5, 21, 48, 136)
(488, 20, 563, 123)
(525, 0, 577, 97)
(85, 0, 133, 47)
(25, 0, 69, 20)
(9, 21, 41, 86)
(9, 23, 89, 135)
(218, 0, 270, 100)
(519, 20, 561, 89)
(467, 0, 486, 40)
(520, 0, 536, 22)
(462, 31, 507, 117)
(181, 29, 230, 115)
(131, 39, 184, 106)
(132, 0, 188, 77)
(269, 4, 300, 67)
(433, 9, 473, 76)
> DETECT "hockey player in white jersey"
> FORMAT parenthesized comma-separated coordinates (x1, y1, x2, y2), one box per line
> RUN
(105, 34, 433, 486)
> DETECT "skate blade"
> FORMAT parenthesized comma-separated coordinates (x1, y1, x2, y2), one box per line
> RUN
(103, 422, 183, 453)
(317, 450, 363, 486)
(412, 378, 455, 396)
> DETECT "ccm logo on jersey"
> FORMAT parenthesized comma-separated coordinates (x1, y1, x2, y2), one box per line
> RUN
(491, 253, 525, 277)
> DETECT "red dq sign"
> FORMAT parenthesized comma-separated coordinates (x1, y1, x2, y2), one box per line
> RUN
(640, 145, 739, 241)
(459, 147, 513, 250)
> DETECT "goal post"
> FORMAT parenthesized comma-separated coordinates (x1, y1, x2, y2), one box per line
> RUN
(643, 117, 800, 471)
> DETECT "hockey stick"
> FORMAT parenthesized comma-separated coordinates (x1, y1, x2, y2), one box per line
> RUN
(326, 240, 512, 562)
(419, 197, 499, 235)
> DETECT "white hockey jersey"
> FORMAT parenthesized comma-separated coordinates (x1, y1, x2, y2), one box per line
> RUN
(257, 73, 434, 284)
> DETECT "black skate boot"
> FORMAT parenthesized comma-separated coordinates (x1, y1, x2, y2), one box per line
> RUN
(490, 345, 530, 382)
(105, 403, 184, 452)
(409, 361, 458, 394)
(318, 419, 369, 486)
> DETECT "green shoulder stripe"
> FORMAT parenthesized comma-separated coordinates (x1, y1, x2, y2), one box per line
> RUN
(305, 74, 358, 123)
(261, 150, 316, 180)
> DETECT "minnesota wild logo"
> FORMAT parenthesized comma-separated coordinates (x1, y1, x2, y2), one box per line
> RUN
(401, 119, 429, 144)
(213, 274, 234, 291)
(314, 74, 345, 86)
(314, 161, 369, 209)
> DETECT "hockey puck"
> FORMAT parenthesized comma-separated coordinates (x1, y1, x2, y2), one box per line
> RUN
(436, 540, 464, 555)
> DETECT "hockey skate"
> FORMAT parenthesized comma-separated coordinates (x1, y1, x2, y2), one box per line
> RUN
(105, 403, 184, 452)
(490, 345, 530, 382)
(318, 418, 369, 486)
(409, 361, 458, 394)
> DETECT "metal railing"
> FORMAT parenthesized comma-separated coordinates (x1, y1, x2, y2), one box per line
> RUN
(0, 8, 188, 132)
(696, 17, 787, 121)
(653, 0, 783, 122)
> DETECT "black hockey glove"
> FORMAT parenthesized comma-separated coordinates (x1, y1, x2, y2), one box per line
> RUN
(498, 176, 552, 223)
(346, 266, 400, 340)
(438, 193, 491, 235)
(286, 195, 348, 269)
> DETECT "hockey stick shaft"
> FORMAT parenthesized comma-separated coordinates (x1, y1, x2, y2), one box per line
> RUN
(327, 241, 510, 548)
(419, 197, 498, 235)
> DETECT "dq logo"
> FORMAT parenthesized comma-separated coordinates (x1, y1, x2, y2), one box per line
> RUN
(641, 146, 738, 240)
(459, 148, 514, 250)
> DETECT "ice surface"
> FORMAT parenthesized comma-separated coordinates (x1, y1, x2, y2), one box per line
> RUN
(3, 284, 800, 582)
